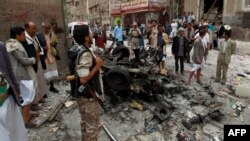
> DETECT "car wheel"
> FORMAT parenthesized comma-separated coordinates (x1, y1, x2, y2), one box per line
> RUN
(112, 46, 130, 61)
(105, 68, 131, 91)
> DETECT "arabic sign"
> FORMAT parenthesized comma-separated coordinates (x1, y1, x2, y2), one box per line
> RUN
(121, 0, 149, 11)
(110, 0, 122, 15)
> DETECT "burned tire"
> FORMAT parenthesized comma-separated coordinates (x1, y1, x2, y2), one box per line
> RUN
(105, 68, 131, 91)
(112, 46, 130, 61)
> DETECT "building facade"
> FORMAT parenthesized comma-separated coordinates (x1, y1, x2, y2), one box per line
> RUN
(88, 0, 110, 25)
(110, 0, 173, 27)
(0, 0, 69, 73)
(65, 0, 110, 25)
(0, 0, 65, 40)
(65, 0, 88, 23)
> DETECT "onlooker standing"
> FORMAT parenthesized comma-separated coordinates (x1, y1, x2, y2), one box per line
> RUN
(208, 21, 214, 49)
(187, 12, 192, 23)
(139, 23, 145, 49)
(150, 20, 158, 36)
(149, 20, 159, 46)
(182, 12, 188, 23)
(191, 19, 196, 29)
(190, 12, 196, 21)
(93, 23, 105, 49)
(164, 21, 172, 36)
(208, 21, 214, 32)
(146, 20, 152, 44)
(185, 23, 195, 63)
(125, 24, 130, 37)
(102, 24, 107, 45)
(153, 25, 169, 74)
(23, 21, 46, 109)
(6, 27, 37, 125)
(182, 21, 188, 29)
(216, 21, 225, 49)
(23, 22, 39, 73)
(129, 22, 141, 64)
(170, 20, 178, 38)
(187, 29, 206, 85)
(0, 41, 28, 141)
(199, 18, 206, 27)
(114, 20, 123, 46)
(150, 25, 169, 73)
(194, 25, 211, 63)
(172, 27, 187, 75)
(149, 20, 158, 46)
(215, 28, 236, 84)
(36, 22, 60, 93)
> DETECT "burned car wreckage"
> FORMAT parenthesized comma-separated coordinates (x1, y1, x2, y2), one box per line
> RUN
(101, 45, 174, 122)
(68, 43, 182, 121)
(102, 45, 165, 98)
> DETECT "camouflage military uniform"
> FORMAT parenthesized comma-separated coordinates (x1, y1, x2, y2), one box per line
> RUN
(77, 97, 101, 141)
(76, 50, 101, 141)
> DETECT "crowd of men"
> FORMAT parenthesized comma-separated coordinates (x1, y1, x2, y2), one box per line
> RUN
(118, 16, 236, 85)
(0, 14, 236, 141)
(0, 21, 61, 140)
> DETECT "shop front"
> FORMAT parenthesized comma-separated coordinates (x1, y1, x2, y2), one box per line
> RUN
(121, 0, 168, 26)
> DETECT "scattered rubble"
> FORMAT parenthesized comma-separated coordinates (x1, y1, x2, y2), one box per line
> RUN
(27, 45, 250, 141)
(235, 85, 250, 98)
(64, 100, 74, 108)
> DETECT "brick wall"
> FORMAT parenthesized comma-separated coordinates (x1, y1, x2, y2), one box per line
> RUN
(0, 0, 69, 74)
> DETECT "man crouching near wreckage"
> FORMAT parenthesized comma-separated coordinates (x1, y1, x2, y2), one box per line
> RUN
(67, 25, 104, 141)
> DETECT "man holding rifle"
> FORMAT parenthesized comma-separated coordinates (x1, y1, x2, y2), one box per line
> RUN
(68, 25, 103, 141)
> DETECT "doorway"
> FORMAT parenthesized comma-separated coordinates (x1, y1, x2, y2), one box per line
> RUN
(204, 0, 223, 14)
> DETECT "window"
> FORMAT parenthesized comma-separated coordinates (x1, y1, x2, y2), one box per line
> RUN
(75, 1, 80, 7)
(243, 0, 250, 11)
(95, 6, 98, 13)
(246, 0, 250, 8)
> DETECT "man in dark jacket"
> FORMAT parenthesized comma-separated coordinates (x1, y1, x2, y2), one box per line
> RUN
(172, 27, 188, 74)
(216, 21, 225, 48)
(22, 22, 39, 73)
(23, 22, 49, 106)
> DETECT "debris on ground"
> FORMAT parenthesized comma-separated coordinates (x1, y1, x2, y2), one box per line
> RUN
(176, 132, 189, 141)
(235, 85, 250, 98)
(27, 45, 250, 141)
(129, 101, 144, 111)
(64, 100, 74, 108)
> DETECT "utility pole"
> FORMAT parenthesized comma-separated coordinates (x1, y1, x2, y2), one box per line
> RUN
(99, 4, 102, 24)
(176, 0, 179, 19)
(149, 0, 152, 20)
(61, 0, 68, 47)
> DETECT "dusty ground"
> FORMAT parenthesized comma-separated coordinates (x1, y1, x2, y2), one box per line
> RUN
(28, 41, 250, 141)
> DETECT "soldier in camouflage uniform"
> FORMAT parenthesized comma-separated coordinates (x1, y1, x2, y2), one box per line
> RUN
(71, 25, 103, 141)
